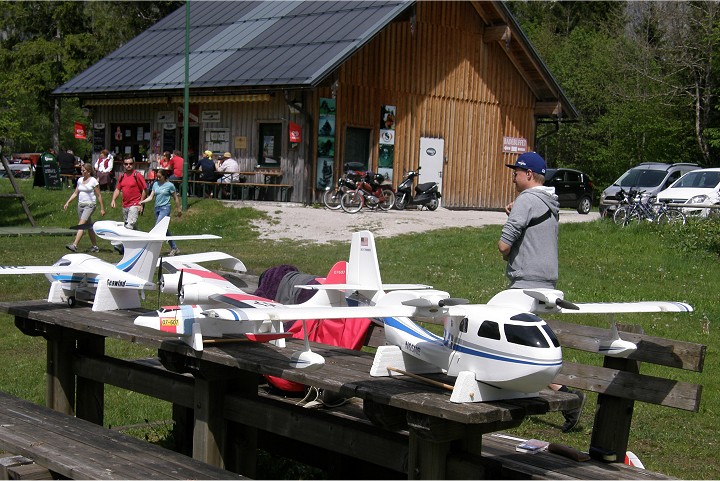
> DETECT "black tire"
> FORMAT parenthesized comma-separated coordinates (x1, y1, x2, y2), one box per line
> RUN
(426, 195, 439, 211)
(613, 206, 630, 226)
(323, 189, 342, 210)
(577, 196, 592, 214)
(394, 194, 408, 210)
(341, 191, 364, 214)
(657, 209, 686, 225)
(379, 189, 395, 211)
(67, 296, 76, 307)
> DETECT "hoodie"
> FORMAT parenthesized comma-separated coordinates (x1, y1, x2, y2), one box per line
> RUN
(500, 186, 560, 289)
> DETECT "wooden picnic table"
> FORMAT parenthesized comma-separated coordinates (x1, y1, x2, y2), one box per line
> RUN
(0, 300, 578, 479)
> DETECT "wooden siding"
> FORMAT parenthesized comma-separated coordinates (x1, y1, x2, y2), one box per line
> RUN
(334, 1, 536, 209)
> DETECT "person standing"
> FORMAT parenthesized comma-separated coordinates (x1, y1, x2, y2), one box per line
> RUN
(94, 149, 114, 191)
(111, 155, 146, 230)
(140, 168, 182, 256)
(63, 163, 105, 252)
(168, 149, 184, 180)
(498, 151, 585, 432)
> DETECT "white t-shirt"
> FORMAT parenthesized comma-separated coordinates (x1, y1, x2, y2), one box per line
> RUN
(76, 176, 99, 204)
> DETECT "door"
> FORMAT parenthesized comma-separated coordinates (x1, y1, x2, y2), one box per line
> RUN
(344, 127, 371, 171)
(419, 137, 444, 201)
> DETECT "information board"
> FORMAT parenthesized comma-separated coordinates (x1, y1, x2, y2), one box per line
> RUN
(32, 152, 62, 189)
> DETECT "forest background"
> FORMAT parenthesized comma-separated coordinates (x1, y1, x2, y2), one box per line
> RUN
(1, 1, 720, 189)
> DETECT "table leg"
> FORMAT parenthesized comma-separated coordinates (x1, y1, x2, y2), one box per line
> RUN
(46, 337, 75, 416)
(75, 336, 105, 425)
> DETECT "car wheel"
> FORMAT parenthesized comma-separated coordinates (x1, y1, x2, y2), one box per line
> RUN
(577, 196, 592, 214)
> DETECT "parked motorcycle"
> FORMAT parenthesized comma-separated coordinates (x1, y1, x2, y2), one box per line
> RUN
(340, 171, 395, 213)
(394, 167, 441, 211)
(323, 169, 363, 210)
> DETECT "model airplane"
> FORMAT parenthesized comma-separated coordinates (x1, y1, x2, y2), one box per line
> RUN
(201, 230, 693, 403)
(133, 255, 335, 350)
(0, 217, 219, 311)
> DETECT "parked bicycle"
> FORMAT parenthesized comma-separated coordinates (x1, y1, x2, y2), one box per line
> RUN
(613, 188, 686, 226)
(340, 171, 395, 213)
(323, 168, 364, 210)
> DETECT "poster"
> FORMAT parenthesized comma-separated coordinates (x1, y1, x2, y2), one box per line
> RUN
(317, 97, 336, 189)
(378, 105, 396, 180)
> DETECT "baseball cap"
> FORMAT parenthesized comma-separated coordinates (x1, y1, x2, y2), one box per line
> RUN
(505, 152, 546, 175)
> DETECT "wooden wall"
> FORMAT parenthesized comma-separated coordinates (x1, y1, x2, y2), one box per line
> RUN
(334, 1, 536, 209)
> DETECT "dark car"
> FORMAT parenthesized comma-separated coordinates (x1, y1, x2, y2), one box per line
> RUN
(544, 168, 594, 214)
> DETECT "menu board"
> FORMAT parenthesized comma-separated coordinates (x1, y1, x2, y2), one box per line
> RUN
(93, 126, 105, 152)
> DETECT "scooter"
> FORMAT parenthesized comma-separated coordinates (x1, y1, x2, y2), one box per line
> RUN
(394, 167, 441, 211)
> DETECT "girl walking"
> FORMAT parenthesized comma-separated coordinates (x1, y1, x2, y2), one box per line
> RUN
(140, 168, 182, 256)
(63, 163, 106, 252)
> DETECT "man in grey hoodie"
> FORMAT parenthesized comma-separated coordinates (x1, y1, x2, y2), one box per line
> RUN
(498, 151, 585, 432)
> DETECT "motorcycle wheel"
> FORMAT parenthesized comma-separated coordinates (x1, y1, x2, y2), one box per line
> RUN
(379, 189, 395, 211)
(341, 190, 364, 214)
(394, 193, 408, 210)
(322, 189, 342, 210)
(426, 195, 439, 211)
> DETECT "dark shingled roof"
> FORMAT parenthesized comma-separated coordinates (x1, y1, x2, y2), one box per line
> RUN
(54, 1, 412, 96)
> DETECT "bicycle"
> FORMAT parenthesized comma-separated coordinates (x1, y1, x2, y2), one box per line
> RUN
(613, 188, 686, 226)
(322, 169, 363, 210)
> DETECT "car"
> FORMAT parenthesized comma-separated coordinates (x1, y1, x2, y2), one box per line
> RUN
(599, 162, 700, 217)
(656, 167, 720, 218)
(544, 168, 594, 214)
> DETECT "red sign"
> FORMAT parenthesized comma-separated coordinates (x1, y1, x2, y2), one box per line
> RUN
(74, 122, 87, 140)
(289, 121, 302, 143)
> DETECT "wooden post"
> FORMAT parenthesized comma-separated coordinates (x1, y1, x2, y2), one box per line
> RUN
(46, 336, 75, 415)
(75, 336, 105, 425)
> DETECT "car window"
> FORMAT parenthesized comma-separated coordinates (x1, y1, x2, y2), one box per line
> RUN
(616, 169, 667, 188)
(672, 171, 720, 189)
(545, 169, 559, 182)
(566, 171, 581, 183)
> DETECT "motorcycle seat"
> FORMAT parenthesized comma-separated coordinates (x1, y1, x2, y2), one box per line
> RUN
(416, 182, 436, 192)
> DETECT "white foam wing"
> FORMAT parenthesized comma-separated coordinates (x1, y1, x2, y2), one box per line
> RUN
(560, 301, 693, 314)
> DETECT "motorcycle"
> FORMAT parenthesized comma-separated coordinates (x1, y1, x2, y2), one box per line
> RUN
(323, 169, 363, 210)
(340, 171, 395, 213)
(394, 166, 441, 211)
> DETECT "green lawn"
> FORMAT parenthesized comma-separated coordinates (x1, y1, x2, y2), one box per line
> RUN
(0, 178, 717, 479)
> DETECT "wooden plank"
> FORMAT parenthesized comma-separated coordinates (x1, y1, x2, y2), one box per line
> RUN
(555, 361, 701, 411)
(0, 391, 245, 480)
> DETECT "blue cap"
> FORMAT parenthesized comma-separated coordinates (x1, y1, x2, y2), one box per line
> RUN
(506, 152, 546, 175)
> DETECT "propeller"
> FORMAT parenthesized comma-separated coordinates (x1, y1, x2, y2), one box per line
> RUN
(177, 268, 184, 304)
(156, 255, 163, 309)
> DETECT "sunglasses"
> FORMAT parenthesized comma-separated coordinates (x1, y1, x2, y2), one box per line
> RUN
(124, 162, 134, 166)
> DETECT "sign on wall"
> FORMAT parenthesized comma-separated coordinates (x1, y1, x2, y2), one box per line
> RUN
(316, 98, 336, 189)
(503, 136, 528, 153)
(378, 105, 396, 181)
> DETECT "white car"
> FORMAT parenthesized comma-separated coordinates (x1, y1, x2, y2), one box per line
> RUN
(656, 168, 720, 217)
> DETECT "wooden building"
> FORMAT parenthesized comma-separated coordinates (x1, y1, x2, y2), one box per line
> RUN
(53, 1, 577, 208)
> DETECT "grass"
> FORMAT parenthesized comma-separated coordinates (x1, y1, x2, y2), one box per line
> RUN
(1, 178, 718, 479)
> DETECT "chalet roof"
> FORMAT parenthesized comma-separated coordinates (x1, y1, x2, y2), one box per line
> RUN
(54, 0, 577, 120)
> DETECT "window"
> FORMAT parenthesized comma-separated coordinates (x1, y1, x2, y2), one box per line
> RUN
(258, 122, 282, 166)
(344, 127, 371, 171)
(477, 321, 500, 340)
(504, 324, 550, 348)
(459, 318, 468, 333)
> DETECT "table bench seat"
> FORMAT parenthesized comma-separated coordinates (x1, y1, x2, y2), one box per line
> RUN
(0, 390, 246, 480)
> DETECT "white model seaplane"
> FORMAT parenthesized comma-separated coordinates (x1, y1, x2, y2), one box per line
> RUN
(0, 217, 220, 311)
(199, 230, 693, 403)
(133, 256, 349, 350)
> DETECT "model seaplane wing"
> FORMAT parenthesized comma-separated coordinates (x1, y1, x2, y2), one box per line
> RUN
(556, 301, 693, 313)
(159, 252, 246, 272)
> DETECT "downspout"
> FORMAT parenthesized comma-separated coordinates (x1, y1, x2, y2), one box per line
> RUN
(284, 90, 313, 205)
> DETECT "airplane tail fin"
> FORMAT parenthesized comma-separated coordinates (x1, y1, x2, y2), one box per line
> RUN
(300, 261, 348, 307)
(115, 217, 170, 285)
(347, 230, 384, 303)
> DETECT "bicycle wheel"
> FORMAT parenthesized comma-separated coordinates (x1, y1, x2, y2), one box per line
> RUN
(378, 189, 395, 211)
(657, 209, 686, 225)
(341, 190, 364, 213)
(323, 189, 342, 210)
(625, 207, 643, 225)
(613, 206, 630, 226)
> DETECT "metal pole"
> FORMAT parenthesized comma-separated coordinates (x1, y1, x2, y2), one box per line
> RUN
(182, 0, 190, 211)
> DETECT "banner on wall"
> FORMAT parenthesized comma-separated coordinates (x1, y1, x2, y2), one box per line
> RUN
(317, 98, 336, 189)
(74, 122, 87, 140)
(289, 121, 302, 143)
(378, 105, 396, 180)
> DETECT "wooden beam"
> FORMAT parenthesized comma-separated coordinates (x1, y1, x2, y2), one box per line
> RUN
(535, 101, 562, 117)
(483, 25, 510, 45)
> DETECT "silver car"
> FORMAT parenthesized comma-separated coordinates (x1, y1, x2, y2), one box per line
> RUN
(599, 162, 699, 217)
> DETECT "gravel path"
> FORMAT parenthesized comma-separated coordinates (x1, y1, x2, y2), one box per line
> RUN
(230, 201, 600, 244)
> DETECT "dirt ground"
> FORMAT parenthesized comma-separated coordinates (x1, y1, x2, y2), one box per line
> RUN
(230, 201, 600, 244)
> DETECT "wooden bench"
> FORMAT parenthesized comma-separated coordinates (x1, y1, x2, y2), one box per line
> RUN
(185, 180, 293, 201)
(0, 390, 246, 480)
